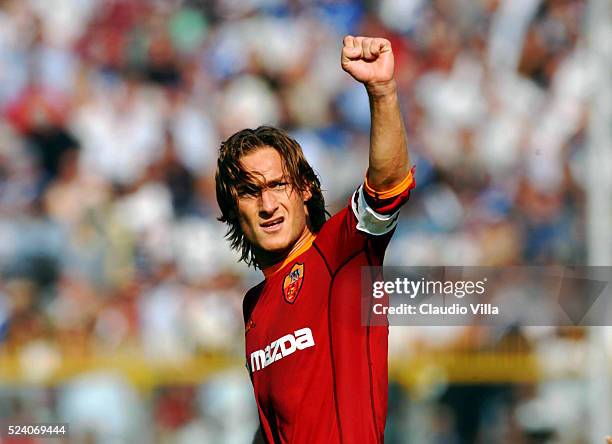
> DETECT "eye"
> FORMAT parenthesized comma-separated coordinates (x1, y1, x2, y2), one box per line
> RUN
(237, 184, 261, 198)
(274, 182, 288, 189)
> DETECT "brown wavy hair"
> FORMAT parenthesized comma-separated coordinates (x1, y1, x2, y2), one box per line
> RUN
(215, 126, 328, 267)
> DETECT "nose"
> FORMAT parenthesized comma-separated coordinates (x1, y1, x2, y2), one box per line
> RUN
(259, 188, 279, 217)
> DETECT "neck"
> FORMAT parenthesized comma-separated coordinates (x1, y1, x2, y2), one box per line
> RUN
(256, 226, 314, 270)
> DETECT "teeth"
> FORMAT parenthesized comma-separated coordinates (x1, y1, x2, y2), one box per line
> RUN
(263, 220, 282, 227)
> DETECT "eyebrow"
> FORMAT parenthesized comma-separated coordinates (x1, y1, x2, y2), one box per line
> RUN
(236, 175, 288, 195)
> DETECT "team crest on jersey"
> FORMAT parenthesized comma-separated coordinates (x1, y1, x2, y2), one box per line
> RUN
(282, 263, 304, 304)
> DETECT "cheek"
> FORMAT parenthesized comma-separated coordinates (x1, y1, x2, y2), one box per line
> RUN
(289, 198, 308, 226)
(237, 202, 256, 231)
(237, 214, 250, 236)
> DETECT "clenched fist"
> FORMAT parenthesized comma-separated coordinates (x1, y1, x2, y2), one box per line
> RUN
(341, 36, 395, 92)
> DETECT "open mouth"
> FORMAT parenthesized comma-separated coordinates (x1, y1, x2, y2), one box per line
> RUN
(260, 217, 284, 232)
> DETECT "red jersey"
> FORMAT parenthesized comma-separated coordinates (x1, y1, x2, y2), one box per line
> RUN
(243, 169, 415, 444)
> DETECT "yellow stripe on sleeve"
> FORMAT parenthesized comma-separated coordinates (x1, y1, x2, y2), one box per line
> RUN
(363, 167, 415, 200)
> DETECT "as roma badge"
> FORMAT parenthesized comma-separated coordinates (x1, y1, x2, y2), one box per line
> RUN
(282, 263, 304, 304)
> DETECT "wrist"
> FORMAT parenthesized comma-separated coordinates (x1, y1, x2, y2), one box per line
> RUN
(365, 79, 397, 99)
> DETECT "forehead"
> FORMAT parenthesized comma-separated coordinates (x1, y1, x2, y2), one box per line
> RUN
(240, 146, 284, 178)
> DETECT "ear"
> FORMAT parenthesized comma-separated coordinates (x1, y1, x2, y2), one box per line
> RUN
(302, 186, 312, 202)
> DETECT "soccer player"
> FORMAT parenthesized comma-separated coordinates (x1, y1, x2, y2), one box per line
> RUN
(215, 36, 415, 443)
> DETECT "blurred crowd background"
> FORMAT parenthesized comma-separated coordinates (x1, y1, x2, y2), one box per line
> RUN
(0, 0, 610, 443)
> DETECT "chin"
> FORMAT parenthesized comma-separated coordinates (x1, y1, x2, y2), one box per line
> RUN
(258, 234, 291, 254)
(262, 241, 291, 254)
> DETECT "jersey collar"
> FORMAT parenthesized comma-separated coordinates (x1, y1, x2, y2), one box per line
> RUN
(262, 232, 316, 279)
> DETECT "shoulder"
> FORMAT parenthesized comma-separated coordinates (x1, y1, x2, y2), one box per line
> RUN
(313, 204, 360, 252)
(242, 280, 265, 324)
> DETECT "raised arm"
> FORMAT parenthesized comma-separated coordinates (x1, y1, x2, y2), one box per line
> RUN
(341, 35, 411, 191)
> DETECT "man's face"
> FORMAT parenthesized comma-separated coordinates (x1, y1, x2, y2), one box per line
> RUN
(236, 146, 311, 262)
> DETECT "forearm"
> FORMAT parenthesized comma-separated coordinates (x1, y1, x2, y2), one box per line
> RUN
(341, 35, 411, 190)
(366, 80, 410, 191)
